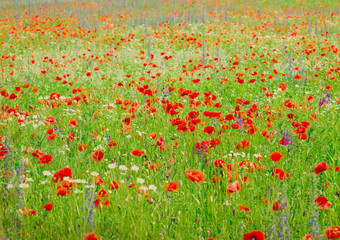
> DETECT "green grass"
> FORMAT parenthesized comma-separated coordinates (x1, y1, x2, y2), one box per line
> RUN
(0, 0, 339, 239)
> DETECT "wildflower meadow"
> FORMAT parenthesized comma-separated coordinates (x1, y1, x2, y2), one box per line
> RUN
(0, 0, 339, 239)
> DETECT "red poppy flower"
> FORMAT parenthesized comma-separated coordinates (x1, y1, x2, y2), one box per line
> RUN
(315, 196, 331, 210)
(185, 169, 205, 183)
(274, 168, 289, 180)
(148, 132, 157, 139)
(314, 162, 327, 175)
(9, 93, 17, 100)
(46, 128, 54, 134)
(295, 127, 306, 134)
(93, 198, 102, 208)
(164, 181, 179, 192)
(55, 187, 71, 196)
(239, 205, 251, 211)
(91, 151, 104, 162)
(300, 121, 310, 128)
(295, 74, 303, 80)
(93, 176, 106, 186)
(69, 119, 79, 128)
(38, 154, 53, 164)
(78, 144, 88, 151)
(45, 117, 57, 125)
(93, 197, 110, 209)
(109, 181, 121, 190)
(225, 114, 235, 121)
(269, 152, 283, 162)
(52, 167, 73, 183)
(67, 132, 75, 142)
(287, 113, 295, 120)
(42, 202, 53, 211)
(291, 121, 301, 127)
(122, 117, 131, 125)
(273, 202, 279, 211)
(130, 149, 145, 156)
(47, 134, 56, 141)
(307, 96, 315, 102)
(214, 159, 225, 168)
(298, 133, 308, 140)
(108, 141, 117, 148)
(203, 126, 215, 135)
(243, 231, 265, 240)
(227, 181, 242, 196)
(83, 232, 99, 240)
(236, 139, 250, 151)
(324, 226, 340, 239)
(97, 189, 109, 198)
(102, 199, 110, 207)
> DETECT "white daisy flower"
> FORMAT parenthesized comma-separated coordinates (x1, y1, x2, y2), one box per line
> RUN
(139, 186, 148, 191)
(137, 178, 145, 184)
(43, 171, 52, 176)
(131, 165, 139, 172)
(74, 189, 83, 194)
(74, 179, 87, 184)
(19, 183, 29, 188)
(108, 163, 116, 169)
(148, 185, 157, 192)
(119, 165, 128, 171)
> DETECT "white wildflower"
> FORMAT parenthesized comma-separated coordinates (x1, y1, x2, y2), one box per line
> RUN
(108, 163, 116, 169)
(131, 165, 139, 172)
(137, 178, 145, 184)
(43, 171, 52, 176)
(148, 185, 157, 192)
(94, 145, 105, 151)
(139, 186, 148, 191)
(19, 183, 29, 188)
(74, 189, 83, 194)
(74, 179, 87, 183)
(119, 165, 128, 171)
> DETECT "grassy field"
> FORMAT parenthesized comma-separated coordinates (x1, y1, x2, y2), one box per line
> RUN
(0, 0, 339, 239)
